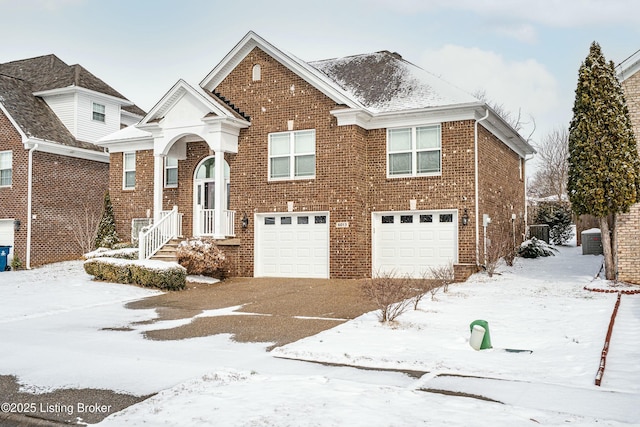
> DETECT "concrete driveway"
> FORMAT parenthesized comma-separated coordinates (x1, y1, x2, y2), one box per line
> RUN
(126, 277, 377, 349)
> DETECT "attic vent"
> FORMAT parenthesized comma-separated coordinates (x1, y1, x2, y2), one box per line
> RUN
(211, 91, 251, 121)
(252, 64, 261, 81)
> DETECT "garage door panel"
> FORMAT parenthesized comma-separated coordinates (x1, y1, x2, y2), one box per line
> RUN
(373, 211, 456, 278)
(256, 213, 329, 279)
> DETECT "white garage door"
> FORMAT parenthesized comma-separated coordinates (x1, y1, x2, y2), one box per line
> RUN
(255, 212, 329, 278)
(372, 210, 457, 278)
(0, 219, 14, 260)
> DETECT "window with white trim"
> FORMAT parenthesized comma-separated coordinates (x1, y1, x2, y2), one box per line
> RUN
(165, 157, 178, 187)
(123, 152, 136, 189)
(0, 151, 11, 187)
(92, 102, 106, 123)
(387, 125, 441, 177)
(268, 129, 315, 180)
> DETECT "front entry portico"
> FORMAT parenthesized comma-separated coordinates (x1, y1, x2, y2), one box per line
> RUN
(193, 155, 234, 238)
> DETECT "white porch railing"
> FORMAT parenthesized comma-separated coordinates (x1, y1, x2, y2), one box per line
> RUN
(139, 206, 182, 260)
(199, 209, 235, 237)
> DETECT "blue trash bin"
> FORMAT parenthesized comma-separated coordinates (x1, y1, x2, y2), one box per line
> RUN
(0, 246, 11, 272)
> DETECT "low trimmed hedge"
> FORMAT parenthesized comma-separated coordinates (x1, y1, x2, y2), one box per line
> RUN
(84, 258, 186, 291)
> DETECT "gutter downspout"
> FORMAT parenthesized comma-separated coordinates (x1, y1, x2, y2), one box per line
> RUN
(474, 109, 490, 267)
(26, 143, 38, 270)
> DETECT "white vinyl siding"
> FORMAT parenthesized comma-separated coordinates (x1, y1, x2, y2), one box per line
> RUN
(76, 93, 121, 142)
(0, 151, 11, 187)
(268, 130, 315, 180)
(41, 93, 76, 136)
(387, 125, 441, 177)
(123, 152, 136, 189)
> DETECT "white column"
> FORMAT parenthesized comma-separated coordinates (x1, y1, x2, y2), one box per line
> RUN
(213, 150, 226, 239)
(153, 154, 164, 222)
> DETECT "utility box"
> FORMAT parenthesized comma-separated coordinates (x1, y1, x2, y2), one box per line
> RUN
(529, 224, 550, 243)
(582, 228, 603, 255)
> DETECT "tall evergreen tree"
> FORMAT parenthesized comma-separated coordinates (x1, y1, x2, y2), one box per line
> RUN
(568, 42, 640, 280)
(94, 191, 119, 249)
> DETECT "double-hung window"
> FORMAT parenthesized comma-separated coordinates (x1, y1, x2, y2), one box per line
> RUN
(268, 129, 315, 180)
(0, 151, 11, 187)
(165, 157, 178, 187)
(387, 124, 441, 177)
(92, 102, 106, 123)
(123, 152, 136, 189)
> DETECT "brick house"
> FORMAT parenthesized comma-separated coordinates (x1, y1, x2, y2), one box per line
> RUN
(615, 51, 640, 285)
(99, 31, 534, 280)
(0, 54, 144, 268)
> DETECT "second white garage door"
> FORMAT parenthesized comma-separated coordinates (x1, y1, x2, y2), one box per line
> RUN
(255, 212, 329, 278)
(372, 210, 457, 278)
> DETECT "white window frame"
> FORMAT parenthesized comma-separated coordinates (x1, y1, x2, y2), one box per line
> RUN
(92, 102, 106, 123)
(123, 152, 136, 190)
(164, 157, 178, 188)
(387, 124, 442, 178)
(0, 151, 12, 187)
(268, 129, 316, 181)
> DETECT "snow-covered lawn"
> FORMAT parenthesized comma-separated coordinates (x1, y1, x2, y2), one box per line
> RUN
(1, 243, 639, 426)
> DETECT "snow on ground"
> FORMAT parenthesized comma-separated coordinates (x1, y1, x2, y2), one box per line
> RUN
(1, 243, 639, 426)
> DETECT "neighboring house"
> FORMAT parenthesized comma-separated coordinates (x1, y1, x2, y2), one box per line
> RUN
(0, 54, 144, 268)
(615, 51, 640, 285)
(99, 31, 534, 280)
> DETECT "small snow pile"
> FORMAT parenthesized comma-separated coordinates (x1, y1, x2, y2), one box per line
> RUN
(84, 247, 138, 260)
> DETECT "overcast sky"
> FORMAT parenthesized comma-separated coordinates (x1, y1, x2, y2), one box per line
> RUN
(2, 0, 640, 151)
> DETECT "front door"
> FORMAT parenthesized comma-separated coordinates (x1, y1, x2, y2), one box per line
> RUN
(193, 156, 231, 236)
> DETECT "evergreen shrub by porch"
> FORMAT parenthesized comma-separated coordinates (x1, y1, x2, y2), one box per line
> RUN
(84, 258, 186, 290)
(176, 237, 228, 278)
(517, 237, 558, 259)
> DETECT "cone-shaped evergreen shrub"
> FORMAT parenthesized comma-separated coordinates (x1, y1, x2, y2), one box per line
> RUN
(94, 191, 119, 249)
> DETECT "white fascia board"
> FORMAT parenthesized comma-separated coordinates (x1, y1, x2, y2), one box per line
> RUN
(477, 108, 536, 158)
(331, 103, 481, 130)
(199, 31, 361, 109)
(98, 137, 154, 154)
(23, 138, 110, 163)
(0, 101, 29, 143)
(140, 79, 237, 126)
(33, 86, 134, 106)
(616, 49, 640, 81)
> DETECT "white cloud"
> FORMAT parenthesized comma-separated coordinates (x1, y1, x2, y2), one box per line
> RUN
(0, 0, 84, 11)
(421, 44, 563, 140)
(493, 24, 538, 44)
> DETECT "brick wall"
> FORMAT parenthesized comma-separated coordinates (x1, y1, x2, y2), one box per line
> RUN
(109, 149, 154, 242)
(477, 124, 526, 265)
(618, 71, 640, 284)
(0, 110, 28, 265)
(30, 151, 108, 265)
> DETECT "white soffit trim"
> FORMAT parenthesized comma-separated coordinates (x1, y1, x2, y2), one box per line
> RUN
(199, 31, 362, 109)
(33, 86, 134, 106)
(616, 48, 640, 82)
(24, 138, 109, 163)
(331, 103, 480, 130)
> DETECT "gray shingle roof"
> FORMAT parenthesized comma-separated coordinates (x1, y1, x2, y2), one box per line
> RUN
(310, 51, 478, 113)
(0, 54, 144, 150)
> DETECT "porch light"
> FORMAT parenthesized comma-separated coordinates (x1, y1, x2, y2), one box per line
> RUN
(462, 209, 469, 226)
(241, 213, 249, 229)
(14, 219, 20, 232)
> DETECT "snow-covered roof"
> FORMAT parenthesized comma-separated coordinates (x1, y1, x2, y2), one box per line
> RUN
(310, 51, 478, 114)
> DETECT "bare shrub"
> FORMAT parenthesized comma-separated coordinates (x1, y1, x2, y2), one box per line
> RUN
(71, 202, 100, 255)
(430, 262, 455, 293)
(176, 237, 228, 279)
(485, 226, 516, 277)
(361, 271, 415, 322)
(410, 271, 440, 309)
